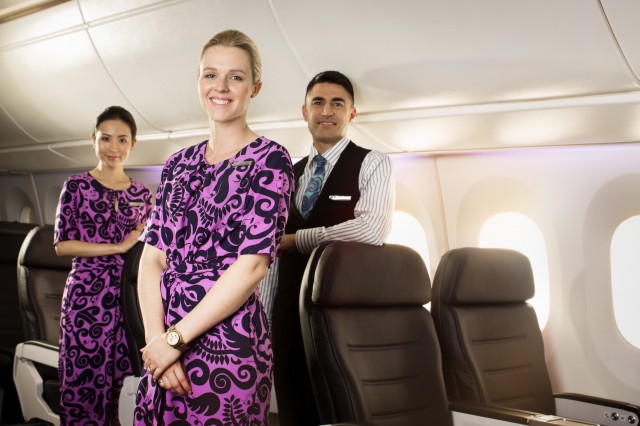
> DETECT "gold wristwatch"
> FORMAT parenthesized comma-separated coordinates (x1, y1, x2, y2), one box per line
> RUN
(165, 325, 189, 352)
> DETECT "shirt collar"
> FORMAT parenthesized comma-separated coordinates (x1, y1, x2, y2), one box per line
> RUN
(308, 137, 350, 168)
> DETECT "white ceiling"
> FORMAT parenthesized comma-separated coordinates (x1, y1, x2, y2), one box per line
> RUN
(1, 0, 639, 172)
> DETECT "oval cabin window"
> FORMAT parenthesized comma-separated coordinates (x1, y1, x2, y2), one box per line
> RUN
(610, 215, 640, 349)
(386, 211, 431, 275)
(479, 212, 550, 329)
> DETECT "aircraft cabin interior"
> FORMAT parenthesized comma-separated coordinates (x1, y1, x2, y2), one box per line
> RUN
(0, 0, 638, 425)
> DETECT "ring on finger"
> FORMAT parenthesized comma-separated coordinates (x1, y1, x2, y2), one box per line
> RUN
(158, 379, 163, 385)
(147, 366, 153, 374)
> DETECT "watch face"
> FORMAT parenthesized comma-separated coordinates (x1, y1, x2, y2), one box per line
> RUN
(167, 331, 180, 346)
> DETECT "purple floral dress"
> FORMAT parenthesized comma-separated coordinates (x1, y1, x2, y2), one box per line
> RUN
(54, 172, 152, 425)
(134, 137, 293, 425)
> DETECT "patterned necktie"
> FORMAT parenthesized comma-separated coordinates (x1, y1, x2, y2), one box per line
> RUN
(300, 155, 327, 219)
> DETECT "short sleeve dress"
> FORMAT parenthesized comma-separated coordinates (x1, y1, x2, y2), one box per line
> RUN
(134, 137, 294, 425)
(54, 172, 152, 424)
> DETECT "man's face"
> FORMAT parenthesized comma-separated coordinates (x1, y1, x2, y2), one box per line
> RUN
(302, 82, 356, 146)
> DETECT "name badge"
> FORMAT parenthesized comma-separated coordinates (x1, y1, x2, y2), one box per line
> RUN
(128, 201, 145, 207)
(329, 195, 352, 201)
(231, 160, 254, 167)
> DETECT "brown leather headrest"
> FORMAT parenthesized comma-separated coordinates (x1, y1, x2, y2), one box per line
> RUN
(20, 225, 72, 270)
(307, 241, 431, 307)
(436, 247, 534, 304)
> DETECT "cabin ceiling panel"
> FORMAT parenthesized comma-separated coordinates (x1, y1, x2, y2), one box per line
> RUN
(86, 0, 309, 132)
(271, 0, 637, 113)
(601, 0, 640, 82)
(78, 0, 172, 22)
(49, 142, 98, 168)
(0, 1, 81, 47)
(0, 29, 159, 143)
(358, 102, 640, 152)
(1, 0, 639, 173)
(0, 149, 84, 172)
(0, 108, 38, 148)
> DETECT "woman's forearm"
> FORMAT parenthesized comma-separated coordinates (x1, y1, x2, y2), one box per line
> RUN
(55, 225, 142, 258)
(55, 239, 127, 257)
(138, 244, 168, 342)
(176, 254, 269, 344)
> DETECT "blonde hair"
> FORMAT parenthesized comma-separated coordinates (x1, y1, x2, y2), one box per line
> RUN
(200, 29, 262, 85)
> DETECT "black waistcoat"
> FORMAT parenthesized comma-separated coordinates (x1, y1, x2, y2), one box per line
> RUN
(274, 141, 370, 311)
(285, 141, 370, 233)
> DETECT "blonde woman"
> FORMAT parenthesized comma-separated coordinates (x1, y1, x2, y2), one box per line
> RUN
(135, 30, 293, 424)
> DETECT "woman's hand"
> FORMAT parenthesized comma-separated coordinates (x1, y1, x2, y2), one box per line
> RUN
(156, 360, 192, 395)
(140, 332, 182, 382)
(119, 224, 144, 253)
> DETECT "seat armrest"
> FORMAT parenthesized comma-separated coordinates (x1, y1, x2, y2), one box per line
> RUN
(119, 375, 141, 426)
(450, 400, 600, 426)
(323, 424, 378, 426)
(529, 415, 603, 426)
(14, 340, 58, 367)
(555, 393, 639, 426)
(13, 341, 59, 425)
(450, 400, 531, 424)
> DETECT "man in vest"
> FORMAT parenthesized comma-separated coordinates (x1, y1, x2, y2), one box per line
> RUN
(262, 70, 395, 426)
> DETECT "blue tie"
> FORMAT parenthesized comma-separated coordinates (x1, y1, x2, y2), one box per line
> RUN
(300, 155, 327, 219)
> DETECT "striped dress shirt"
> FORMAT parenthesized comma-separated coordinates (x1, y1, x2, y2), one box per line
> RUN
(259, 137, 396, 326)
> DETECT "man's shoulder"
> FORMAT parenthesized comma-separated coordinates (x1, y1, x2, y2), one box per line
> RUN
(346, 141, 389, 164)
(364, 149, 390, 161)
(346, 141, 389, 159)
(361, 148, 393, 176)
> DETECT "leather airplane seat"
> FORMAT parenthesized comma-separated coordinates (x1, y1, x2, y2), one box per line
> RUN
(0, 221, 37, 423)
(299, 241, 452, 426)
(14, 225, 70, 424)
(118, 240, 146, 425)
(431, 247, 640, 426)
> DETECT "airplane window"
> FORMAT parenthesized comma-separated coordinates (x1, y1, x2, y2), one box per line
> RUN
(386, 211, 431, 275)
(610, 216, 640, 349)
(6, 188, 35, 223)
(479, 212, 550, 329)
(19, 206, 36, 224)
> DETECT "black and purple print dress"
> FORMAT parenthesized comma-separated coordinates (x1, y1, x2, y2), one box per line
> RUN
(134, 137, 293, 425)
(54, 172, 152, 425)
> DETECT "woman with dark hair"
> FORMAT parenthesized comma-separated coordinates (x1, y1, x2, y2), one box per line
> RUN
(54, 105, 152, 424)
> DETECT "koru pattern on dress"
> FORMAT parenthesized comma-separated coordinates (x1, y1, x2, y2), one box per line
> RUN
(134, 137, 293, 425)
(55, 172, 152, 425)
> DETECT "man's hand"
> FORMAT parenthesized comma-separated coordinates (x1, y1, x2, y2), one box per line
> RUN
(277, 234, 297, 257)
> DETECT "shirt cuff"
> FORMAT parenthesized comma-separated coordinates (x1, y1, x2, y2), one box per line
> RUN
(295, 227, 321, 254)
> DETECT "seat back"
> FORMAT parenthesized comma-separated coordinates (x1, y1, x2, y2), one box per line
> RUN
(15, 224, 70, 419)
(120, 241, 146, 375)
(17, 225, 71, 345)
(118, 241, 146, 426)
(300, 242, 452, 426)
(0, 221, 37, 354)
(0, 221, 37, 423)
(431, 247, 555, 414)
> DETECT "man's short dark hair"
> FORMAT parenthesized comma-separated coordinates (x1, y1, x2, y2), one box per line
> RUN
(305, 71, 355, 104)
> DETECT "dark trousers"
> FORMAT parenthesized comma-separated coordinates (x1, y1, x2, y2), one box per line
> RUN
(272, 253, 319, 426)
